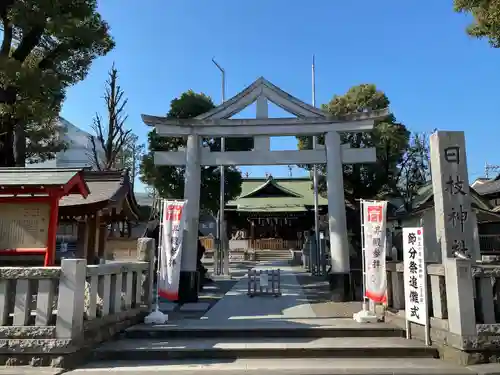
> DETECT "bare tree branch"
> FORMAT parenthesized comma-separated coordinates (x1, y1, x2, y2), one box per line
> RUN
(87, 63, 131, 171)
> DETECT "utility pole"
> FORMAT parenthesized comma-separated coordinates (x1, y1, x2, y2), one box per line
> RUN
(131, 143, 136, 188)
(212, 58, 228, 276)
(311, 55, 322, 275)
(485, 163, 500, 179)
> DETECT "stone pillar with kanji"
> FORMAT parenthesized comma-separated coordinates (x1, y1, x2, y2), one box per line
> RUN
(430, 131, 476, 337)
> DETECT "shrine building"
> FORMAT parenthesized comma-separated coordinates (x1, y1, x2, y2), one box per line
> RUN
(223, 175, 354, 251)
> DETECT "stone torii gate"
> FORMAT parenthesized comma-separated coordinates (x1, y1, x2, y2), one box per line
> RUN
(142, 77, 388, 301)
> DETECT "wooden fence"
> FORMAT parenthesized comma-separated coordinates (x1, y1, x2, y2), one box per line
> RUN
(200, 237, 303, 251)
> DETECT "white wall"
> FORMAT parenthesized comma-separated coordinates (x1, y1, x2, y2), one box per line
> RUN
(27, 117, 104, 169)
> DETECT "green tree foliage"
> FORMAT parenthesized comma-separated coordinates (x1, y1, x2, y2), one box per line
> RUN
(115, 133, 145, 187)
(297, 84, 409, 203)
(455, 0, 500, 47)
(25, 118, 67, 164)
(140, 90, 253, 214)
(0, 0, 114, 166)
(398, 132, 431, 210)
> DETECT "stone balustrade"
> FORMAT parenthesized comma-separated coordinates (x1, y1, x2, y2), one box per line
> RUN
(0, 237, 155, 367)
(385, 260, 500, 364)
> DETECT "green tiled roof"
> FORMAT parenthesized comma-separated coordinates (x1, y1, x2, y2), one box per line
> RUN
(394, 181, 495, 220)
(411, 181, 491, 212)
(227, 177, 327, 212)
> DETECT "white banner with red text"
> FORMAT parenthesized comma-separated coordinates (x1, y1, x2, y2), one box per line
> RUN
(403, 227, 428, 326)
(158, 200, 186, 301)
(362, 200, 388, 303)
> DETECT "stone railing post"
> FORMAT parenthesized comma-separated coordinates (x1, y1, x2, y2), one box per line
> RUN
(444, 258, 476, 336)
(55, 259, 87, 339)
(137, 237, 155, 310)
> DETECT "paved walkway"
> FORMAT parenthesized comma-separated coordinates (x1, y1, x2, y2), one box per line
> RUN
(202, 260, 317, 321)
(293, 267, 364, 318)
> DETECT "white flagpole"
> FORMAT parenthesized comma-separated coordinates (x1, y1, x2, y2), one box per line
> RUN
(145, 197, 168, 324)
(311, 55, 321, 274)
(155, 198, 164, 310)
(353, 199, 378, 323)
(360, 199, 368, 311)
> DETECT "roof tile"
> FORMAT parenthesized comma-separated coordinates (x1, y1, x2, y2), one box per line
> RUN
(0, 167, 83, 187)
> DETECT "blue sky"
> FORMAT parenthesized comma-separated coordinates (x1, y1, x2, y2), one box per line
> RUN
(60, 0, 500, 192)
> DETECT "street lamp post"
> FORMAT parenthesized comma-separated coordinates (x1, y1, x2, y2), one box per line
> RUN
(212, 58, 228, 276)
(312, 55, 322, 275)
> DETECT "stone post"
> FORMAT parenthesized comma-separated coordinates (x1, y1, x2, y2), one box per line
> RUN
(75, 220, 89, 259)
(137, 237, 155, 310)
(325, 131, 350, 301)
(86, 216, 98, 264)
(430, 131, 476, 337)
(180, 134, 201, 302)
(254, 95, 270, 151)
(55, 259, 86, 339)
(98, 221, 108, 259)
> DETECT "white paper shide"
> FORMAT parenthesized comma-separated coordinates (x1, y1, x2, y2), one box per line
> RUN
(403, 227, 428, 325)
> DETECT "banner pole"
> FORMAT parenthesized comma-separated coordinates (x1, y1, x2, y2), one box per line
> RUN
(154, 198, 164, 311)
(360, 199, 368, 312)
(353, 199, 382, 323)
(144, 198, 168, 325)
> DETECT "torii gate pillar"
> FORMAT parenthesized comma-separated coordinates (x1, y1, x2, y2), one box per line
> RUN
(180, 134, 202, 302)
(325, 131, 351, 299)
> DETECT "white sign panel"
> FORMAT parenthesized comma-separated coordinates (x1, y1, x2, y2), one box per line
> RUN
(363, 201, 388, 303)
(158, 200, 186, 301)
(260, 272, 269, 287)
(403, 227, 428, 325)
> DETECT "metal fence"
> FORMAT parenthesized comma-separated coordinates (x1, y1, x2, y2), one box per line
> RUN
(247, 269, 281, 297)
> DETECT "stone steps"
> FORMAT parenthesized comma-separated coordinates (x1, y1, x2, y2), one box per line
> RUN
(67, 357, 476, 375)
(255, 250, 292, 262)
(124, 319, 404, 339)
(82, 317, 473, 374)
(92, 336, 438, 362)
(89, 318, 440, 367)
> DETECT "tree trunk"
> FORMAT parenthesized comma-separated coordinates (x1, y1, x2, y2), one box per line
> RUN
(13, 120, 26, 167)
(0, 116, 15, 167)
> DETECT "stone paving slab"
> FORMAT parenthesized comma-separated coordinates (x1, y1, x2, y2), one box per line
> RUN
(0, 368, 63, 375)
(128, 317, 399, 331)
(67, 357, 475, 374)
(158, 302, 176, 312)
(468, 364, 500, 375)
(202, 262, 317, 321)
(294, 269, 367, 318)
(179, 302, 211, 312)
